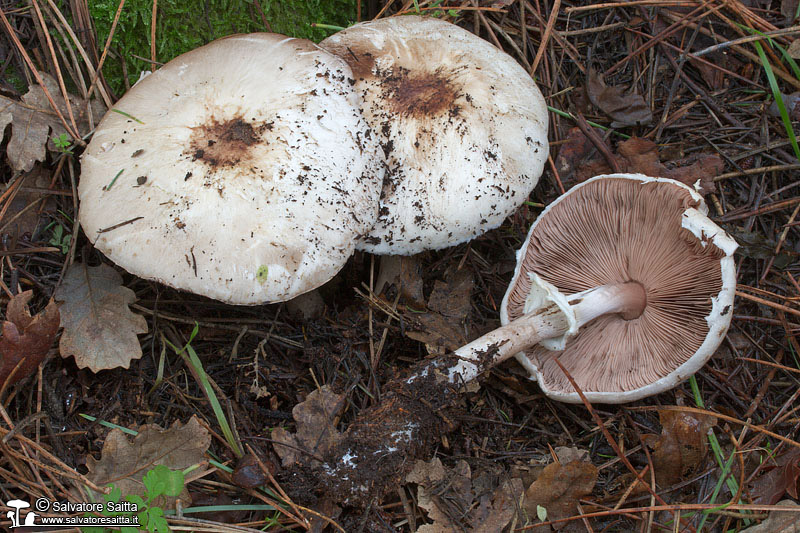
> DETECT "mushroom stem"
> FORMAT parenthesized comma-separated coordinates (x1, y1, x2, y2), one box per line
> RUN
(442, 281, 646, 384)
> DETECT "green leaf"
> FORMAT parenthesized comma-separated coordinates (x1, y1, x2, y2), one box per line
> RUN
(536, 505, 547, 522)
(143, 467, 165, 497)
(126, 494, 146, 507)
(162, 469, 185, 498)
(753, 40, 800, 162)
(104, 485, 122, 504)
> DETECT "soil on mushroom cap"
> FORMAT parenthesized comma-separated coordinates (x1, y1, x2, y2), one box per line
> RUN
(187, 115, 272, 169)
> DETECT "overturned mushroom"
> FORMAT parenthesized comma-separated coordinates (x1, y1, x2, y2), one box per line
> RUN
(79, 34, 383, 304)
(483, 173, 737, 402)
(287, 174, 737, 505)
(321, 16, 548, 254)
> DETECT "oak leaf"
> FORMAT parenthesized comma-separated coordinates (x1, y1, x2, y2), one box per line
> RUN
(0, 291, 59, 389)
(642, 409, 716, 487)
(0, 72, 105, 172)
(272, 386, 345, 467)
(524, 459, 598, 531)
(55, 262, 147, 371)
(586, 68, 653, 128)
(86, 416, 210, 507)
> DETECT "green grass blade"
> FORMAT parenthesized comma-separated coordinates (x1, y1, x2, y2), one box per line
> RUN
(165, 324, 243, 458)
(752, 40, 800, 162)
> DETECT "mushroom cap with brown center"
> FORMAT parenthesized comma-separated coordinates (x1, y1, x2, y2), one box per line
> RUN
(500, 174, 738, 403)
(79, 33, 384, 304)
(321, 16, 548, 255)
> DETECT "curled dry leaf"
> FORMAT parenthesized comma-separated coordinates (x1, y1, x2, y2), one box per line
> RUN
(642, 409, 716, 487)
(749, 449, 800, 505)
(524, 459, 598, 531)
(272, 385, 345, 467)
(740, 500, 800, 533)
(586, 68, 653, 128)
(0, 291, 59, 390)
(406, 457, 524, 532)
(55, 262, 147, 371)
(2, 167, 56, 239)
(0, 72, 105, 172)
(570, 136, 722, 194)
(405, 268, 475, 354)
(86, 416, 210, 508)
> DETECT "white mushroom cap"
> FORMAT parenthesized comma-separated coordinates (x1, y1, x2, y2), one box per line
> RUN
(500, 174, 738, 403)
(79, 34, 383, 304)
(321, 16, 548, 255)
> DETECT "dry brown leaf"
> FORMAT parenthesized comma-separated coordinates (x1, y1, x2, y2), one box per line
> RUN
(740, 500, 800, 532)
(586, 68, 653, 127)
(0, 72, 105, 172)
(428, 269, 474, 319)
(554, 127, 605, 183)
(789, 39, 800, 59)
(407, 457, 523, 532)
(2, 166, 56, 238)
(749, 449, 800, 505)
(86, 416, 210, 507)
(573, 136, 722, 194)
(405, 269, 474, 354)
(524, 460, 598, 531)
(55, 262, 147, 371)
(0, 291, 59, 390)
(782, 0, 799, 23)
(272, 385, 344, 467)
(642, 409, 716, 487)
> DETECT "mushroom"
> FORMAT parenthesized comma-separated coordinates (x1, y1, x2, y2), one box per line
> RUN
(287, 174, 738, 505)
(455, 173, 738, 402)
(321, 16, 548, 255)
(79, 33, 384, 304)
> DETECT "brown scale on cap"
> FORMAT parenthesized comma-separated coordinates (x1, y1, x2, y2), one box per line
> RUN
(186, 115, 268, 169)
(379, 66, 460, 119)
(506, 178, 725, 394)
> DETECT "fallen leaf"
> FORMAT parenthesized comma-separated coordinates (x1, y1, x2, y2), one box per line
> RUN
(272, 385, 344, 467)
(782, 0, 799, 23)
(472, 477, 525, 532)
(749, 449, 800, 505)
(427, 269, 474, 319)
(405, 269, 474, 354)
(554, 127, 606, 183)
(554, 446, 590, 465)
(2, 166, 56, 239)
(586, 68, 653, 127)
(574, 136, 722, 194)
(642, 410, 715, 487)
(86, 416, 210, 508)
(405, 312, 468, 354)
(0, 72, 105, 172)
(789, 39, 800, 59)
(740, 499, 800, 532)
(0, 291, 60, 389)
(373, 254, 426, 303)
(726, 229, 793, 268)
(768, 91, 800, 120)
(407, 457, 523, 532)
(55, 262, 148, 371)
(524, 459, 598, 531)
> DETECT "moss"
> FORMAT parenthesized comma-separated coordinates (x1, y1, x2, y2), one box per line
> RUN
(89, 0, 357, 95)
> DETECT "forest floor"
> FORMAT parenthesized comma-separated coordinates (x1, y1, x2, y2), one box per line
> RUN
(1, 0, 800, 531)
